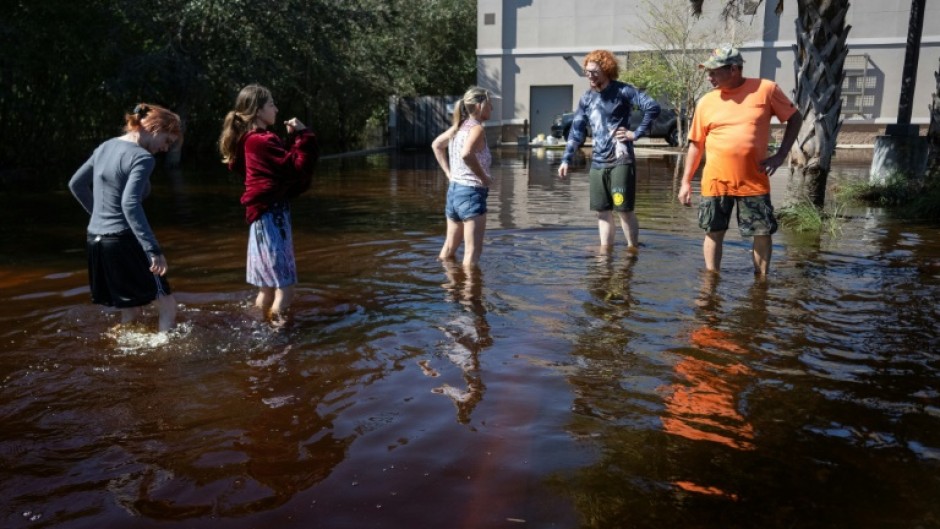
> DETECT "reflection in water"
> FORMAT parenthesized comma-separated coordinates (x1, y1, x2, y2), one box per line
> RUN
(428, 262, 491, 424)
(581, 251, 637, 344)
(229, 345, 353, 514)
(562, 252, 640, 423)
(82, 313, 355, 520)
(3, 150, 940, 528)
(660, 274, 761, 500)
(588, 251, 637, 311)
(662, 328, 755, 451)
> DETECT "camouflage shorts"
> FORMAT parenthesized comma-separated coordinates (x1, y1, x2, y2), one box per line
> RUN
(698, 195, 777, 236)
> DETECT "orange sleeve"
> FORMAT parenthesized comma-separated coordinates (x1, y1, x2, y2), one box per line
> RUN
(770, 84, 798, 122)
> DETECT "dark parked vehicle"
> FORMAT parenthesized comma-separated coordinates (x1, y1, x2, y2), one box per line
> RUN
(550, 112, 591, 140)
(550, 107, 686, 147)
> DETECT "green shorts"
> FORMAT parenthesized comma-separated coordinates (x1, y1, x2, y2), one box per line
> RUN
(589, 164, 635, 212)
(698, 194, 777, 236)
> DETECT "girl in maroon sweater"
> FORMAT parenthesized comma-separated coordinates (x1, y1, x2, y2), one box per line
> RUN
(219, 84, 319, 324)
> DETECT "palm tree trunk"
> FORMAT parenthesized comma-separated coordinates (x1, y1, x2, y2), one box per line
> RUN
(927, 57, 940, 182)
(786, 0, 851, 208)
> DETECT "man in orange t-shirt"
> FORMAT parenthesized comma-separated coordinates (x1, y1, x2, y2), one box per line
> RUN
(678, 47, 802, 276)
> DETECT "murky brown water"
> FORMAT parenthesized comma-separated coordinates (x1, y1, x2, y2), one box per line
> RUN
(2, 146, 939, 528)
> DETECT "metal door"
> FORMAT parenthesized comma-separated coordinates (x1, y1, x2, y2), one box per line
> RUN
(529, 85, 573, 140)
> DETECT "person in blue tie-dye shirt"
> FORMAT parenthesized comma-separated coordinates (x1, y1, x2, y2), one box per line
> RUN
(558, 49, 660, 254)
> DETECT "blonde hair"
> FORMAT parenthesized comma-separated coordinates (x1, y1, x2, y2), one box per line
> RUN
(219, 84, 273, 164)
(451, 86, 491, 127)
(124, 103, 182, 137)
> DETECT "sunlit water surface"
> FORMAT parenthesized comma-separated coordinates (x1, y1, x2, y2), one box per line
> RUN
(1, 146, 938, 528)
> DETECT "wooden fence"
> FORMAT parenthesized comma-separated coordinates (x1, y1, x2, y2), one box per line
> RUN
(390, 95, 459, 149)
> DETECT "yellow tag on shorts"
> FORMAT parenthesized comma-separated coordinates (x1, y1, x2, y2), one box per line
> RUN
(589, 164, 636, 212)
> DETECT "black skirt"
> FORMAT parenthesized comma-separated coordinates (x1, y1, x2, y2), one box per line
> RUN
(86, 230, 171, 308)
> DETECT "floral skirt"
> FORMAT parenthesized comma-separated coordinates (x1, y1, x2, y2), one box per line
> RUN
(246, 203, 297, 288)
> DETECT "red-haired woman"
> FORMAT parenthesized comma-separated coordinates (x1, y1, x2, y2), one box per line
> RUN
(69, 103, 182, 332)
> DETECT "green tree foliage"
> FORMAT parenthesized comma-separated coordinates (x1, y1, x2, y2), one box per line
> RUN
(1, 1, 126, 171)
(620, 53, 681, 102)
(619, 0, 751, 147)
(0, 0, 475, 174)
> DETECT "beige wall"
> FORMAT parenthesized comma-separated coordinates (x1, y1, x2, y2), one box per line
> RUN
(478, 0, 940, 142)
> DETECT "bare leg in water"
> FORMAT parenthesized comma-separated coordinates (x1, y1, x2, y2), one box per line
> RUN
(118, 293, 176, 332)
(439, 218, 465, 261)
(255, 285, 294, 325)
(597, 210, 639, 253)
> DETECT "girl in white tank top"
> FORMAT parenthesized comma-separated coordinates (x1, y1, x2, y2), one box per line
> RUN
(431, 87, 494, 267)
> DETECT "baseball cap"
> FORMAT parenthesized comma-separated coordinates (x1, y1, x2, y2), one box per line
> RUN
(699, 47, 745, 69)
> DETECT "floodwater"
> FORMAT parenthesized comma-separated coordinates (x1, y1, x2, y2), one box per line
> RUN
(1, 144, 939, 529)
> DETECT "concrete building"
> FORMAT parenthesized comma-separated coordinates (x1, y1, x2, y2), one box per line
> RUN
(476, 0, 940, 145)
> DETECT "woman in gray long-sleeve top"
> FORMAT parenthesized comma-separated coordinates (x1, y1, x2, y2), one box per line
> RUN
(68, 103, 182, 332)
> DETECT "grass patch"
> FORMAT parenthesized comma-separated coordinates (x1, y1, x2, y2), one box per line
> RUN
(780, 172, 939, 235)
(778, 201, 822, 232)
(778, 200, 846, 236)
(832, 181, 870, 204)
(837, 174, 940, 220)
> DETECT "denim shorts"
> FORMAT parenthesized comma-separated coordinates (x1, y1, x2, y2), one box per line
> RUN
(445, 181, 489, 221)
(698, 194, 777, 236)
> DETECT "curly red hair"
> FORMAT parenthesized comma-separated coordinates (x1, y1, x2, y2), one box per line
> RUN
(583, 49, 619, 79)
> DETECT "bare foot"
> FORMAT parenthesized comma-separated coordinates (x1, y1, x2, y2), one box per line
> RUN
(269, 311, 291, 331)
